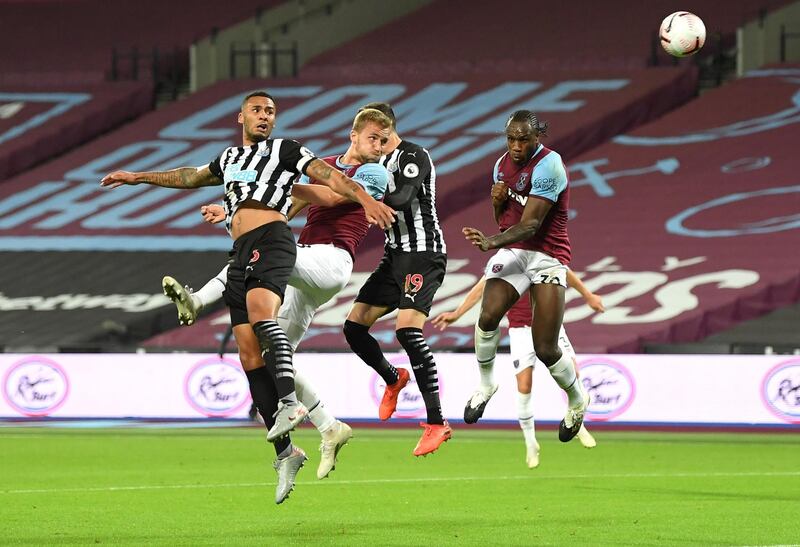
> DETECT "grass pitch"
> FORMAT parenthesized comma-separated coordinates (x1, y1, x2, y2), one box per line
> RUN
(1, 426, 799, 545)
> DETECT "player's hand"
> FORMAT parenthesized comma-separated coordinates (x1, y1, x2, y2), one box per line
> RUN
(463, 227, 491, 252)
(585, 293, 605, 313)
(363, 199, 396, 230)
(100, 170, 139, 189)
(431, 311, 460, 331)
(201, 203, 225, 224)
(490, 183, 507, 206)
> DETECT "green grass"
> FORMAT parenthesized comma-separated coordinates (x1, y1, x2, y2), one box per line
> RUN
(1, 426, 799, 546)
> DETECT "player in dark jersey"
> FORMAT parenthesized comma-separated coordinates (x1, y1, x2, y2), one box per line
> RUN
(432, 272, 603, 467)
(462, 110, 588, 442)
(341, 102, 451, 457)
(101, 92, 395, 503)
(161, 107, 393, 499)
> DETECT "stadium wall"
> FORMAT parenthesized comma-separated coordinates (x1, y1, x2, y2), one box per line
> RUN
(2, 353, 799, 429)
(737, 1, 800, 75)
(191, 0, 431, 90)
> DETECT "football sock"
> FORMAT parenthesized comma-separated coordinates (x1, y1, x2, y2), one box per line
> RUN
(245, 366, 292, 456)
(294, 370, 336, 434)
(475, 324, 500, 391)
(193, 265, 228, 309)
(396, 328, 444, 425)
(253, 320, 297, 403)
(276, 442, 293, 459)
(516, 391, 537, 446)
(343, 320, 400, 385)
(546, 352, 583, 407)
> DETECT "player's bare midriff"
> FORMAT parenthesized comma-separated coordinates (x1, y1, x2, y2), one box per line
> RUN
(231, 199, 286, 239)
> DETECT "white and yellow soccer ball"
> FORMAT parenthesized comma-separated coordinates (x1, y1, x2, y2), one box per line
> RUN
(659, 11, 706, 57)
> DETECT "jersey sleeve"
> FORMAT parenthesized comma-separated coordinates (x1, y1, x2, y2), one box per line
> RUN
(297, 174, 311, 184)
(352, 163, 390, 200)
(396, 144, 431, 192)
(208, 149, 226, 179)
(492, 156, 503, 183)
(278, 139, 317, 175)
(528, 152, 568, 202)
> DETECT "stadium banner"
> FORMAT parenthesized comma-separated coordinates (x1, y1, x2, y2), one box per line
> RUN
(0, 83, 153, 182)
(2, 353, 799, 427)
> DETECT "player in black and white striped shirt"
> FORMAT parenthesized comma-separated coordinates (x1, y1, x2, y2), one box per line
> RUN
(101, 92, 395, 482)
(342, 102, 451, 457)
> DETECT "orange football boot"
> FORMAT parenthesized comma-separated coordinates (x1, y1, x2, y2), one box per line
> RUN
(379, 368, 410, 420)
(413, 421, 452, 456)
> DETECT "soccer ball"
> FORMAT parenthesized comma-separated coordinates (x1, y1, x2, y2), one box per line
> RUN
(659, 11, 706, 57)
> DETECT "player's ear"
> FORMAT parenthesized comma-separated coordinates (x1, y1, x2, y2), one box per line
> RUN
(237, 112, 244, 124)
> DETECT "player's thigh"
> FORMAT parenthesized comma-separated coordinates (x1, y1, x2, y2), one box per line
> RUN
(354, 250, 402, 314)
(484, 248, 530, 296)
(396, 308, 427, 329)
(395, 251, 446, 319)
(242, 222, 297, 322)
(291, 245, 352, 296)
(481, 278, 520, 329)
(347, 301, 392, 327)
(278, 285, 318, 345)
(509, 326, 536, 367)
(530, 283, 565, 357)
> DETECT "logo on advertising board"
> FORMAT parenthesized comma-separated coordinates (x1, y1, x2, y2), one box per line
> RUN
(2, 356, 70, 416)
(578, 358, 636, 421)
(184, 357, 251, 417)
(761, 358, 800, 423)
(370, 356, 439, 419)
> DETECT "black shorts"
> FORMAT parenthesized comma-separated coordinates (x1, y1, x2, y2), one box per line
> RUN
(355, 247, 446, 316)
(224, 221, 297, 326)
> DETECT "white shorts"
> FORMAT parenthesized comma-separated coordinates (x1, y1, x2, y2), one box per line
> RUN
(485, 248, 567, 295)
(279, 244, 353, 349)
(508, 325, 575, 373)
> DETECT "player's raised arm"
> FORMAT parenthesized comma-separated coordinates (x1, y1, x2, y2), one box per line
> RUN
(101, 165, 222, 190)
(305, 158, 395, 229)
(431, 276, 487, 330)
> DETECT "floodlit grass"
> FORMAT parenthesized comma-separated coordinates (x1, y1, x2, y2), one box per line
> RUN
(1, 426, 799, 545)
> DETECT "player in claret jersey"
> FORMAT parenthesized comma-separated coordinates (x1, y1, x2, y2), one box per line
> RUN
(462, 110, 589, 443)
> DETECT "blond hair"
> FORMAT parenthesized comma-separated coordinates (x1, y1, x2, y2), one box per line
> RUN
(352, 108, 392, 133)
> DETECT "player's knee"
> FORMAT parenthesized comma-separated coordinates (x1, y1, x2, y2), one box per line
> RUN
(516, 376, 532, 393)
(395, 327, 422, 351)
(343, 319, 368, 347)
(534, 342, 561, 366)
(478, 310, 501, 332)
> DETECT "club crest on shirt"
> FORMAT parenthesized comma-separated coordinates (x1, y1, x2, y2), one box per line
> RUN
(256, 147, 270, 157)
(516, 173, 528, 191)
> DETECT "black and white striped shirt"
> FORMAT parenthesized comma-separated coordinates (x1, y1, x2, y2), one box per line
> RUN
(381, 140, 446, 254)
(208, 138, 316, 234)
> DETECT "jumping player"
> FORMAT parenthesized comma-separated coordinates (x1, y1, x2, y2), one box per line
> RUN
(101, 92, 395, 503)
(342, 102, 450, 457)
(462, 110, 588, 442)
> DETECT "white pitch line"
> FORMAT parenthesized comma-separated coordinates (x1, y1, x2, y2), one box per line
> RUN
(3, 470, 800, 495)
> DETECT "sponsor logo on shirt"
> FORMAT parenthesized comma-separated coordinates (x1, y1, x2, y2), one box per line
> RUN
(532, 177, 557, 193)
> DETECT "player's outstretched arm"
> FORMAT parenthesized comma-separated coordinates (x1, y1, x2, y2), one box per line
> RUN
(305, 158, 395, 229)
(292, 184, 347, 208)
(101, 166, 222, 190)
(567, 270, 605, 312)
(431, 276, 487, 330)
